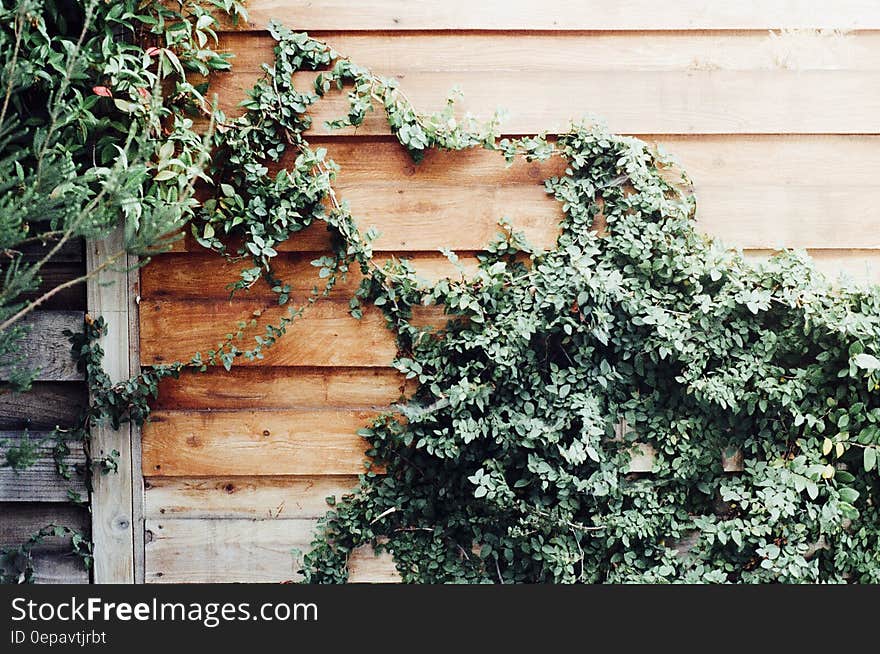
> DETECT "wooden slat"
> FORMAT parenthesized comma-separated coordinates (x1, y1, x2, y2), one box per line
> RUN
(348, 544, 400, 583)
(227, 1, 880, 30)
(0, 311, 82, 382)
(0, 432, 87, 502)
(141, 409, 377, 476)
(153, 368, 407, 410)
(18, 237, 83, 263)
(0, 503, 89, 547)
(145, 517, 396, 583)
(128, 257, 146, 584)
(145, 518, 311, 583)
(207, 67, 880, 135)
(0, 382, 87, 430)
(0, 551, 90, 584)
(166, 135, 880, 251)
(21, 262, 86, 310)
(141, 251, 480, 301)
(140, 300, 404, 367)
(86, 231, 135, 583)
(0, 503, 89, 543)
(218, 31, 880, 74)
(143, 476, 359, 519)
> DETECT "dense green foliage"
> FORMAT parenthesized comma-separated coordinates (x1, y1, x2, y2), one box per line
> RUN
(0, 0, 242, 582)
(175, 23, 880, 583)
(0, 0, 245, 379)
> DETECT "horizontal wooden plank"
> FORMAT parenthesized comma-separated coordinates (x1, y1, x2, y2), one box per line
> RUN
(20, 262, 86, 310)
(145, 518, 397, 582)
(208, 67, 880, 135)
(140, 300, 448, 368)
(0, 550, 90, 584)
(227, 1, 880, 30)
(141, 251, 479, 300)
(17, 237, 83, 263)
(0, 432, 87, 502)
(144, 476, 360, 519)
(0, 311, 83, 382)
(153, 368, 408, 410)
(0, 503, 89, 549)
(141, 409, 378, 476)
(138, 299, 397, 367)
(0, 382, 87, 430)
(166, 135, 880, 251)
(697, 187, 880, 250)
(220, 31, 880, 74)
(145, 518, 311, 582)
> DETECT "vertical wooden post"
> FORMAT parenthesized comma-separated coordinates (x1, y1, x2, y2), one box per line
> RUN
(86, 230, 137, 583)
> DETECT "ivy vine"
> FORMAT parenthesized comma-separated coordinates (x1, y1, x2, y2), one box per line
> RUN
(193, 23, 880, 584)
(5, 3, 880, 585)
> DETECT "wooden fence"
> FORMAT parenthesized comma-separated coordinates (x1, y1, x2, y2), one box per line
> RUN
(7, 1, 880, 584)
(0, 240, 90, 583)
(134, 1, 880, 583)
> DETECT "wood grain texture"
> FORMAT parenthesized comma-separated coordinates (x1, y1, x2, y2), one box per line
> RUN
(745, 250, 880, 286)
(86, 231, 135, 584)
(141, 251, 480, 300)
(145, 518, 396, 582)
(0, 311, 83, 382)
(217, 31, 880, 74)
(208, 67, 880, 135)
(140, 300, 448, 368)
(22, 262, 86, 310)
(226, 0, 880, 30)
(0, 432, 87, 503)
(163, 135, 880, 251)
(145, 517, 311, 582)
(0, 503, 89, 548)
(128, 255, 146, 584)
(141, 409, 378, 476)
(153, 368, 408, 410)
(143, 476, 359, 519)
(0, 382, 86, 430)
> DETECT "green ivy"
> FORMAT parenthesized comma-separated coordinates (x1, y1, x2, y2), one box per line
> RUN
(6, 6, 880, 585)
(198, 25, 880, 584)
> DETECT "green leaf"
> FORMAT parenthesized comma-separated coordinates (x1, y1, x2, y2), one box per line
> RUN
(865, 447, 877, 472)
(853, 353, 880, 370)
(153, 169, 177, 181)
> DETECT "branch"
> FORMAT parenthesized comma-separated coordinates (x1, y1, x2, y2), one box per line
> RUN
(0, 249, 127, 333)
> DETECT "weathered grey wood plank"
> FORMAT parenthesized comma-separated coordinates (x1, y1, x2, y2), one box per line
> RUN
(18, 237, 83, 263)
(0, 310, 83, 381)
(0, 382, 86, 430)
(0, 431, 87, 502)
(22, 262, 87, 310)
(0, 503, 89, 546)
(0, 503, 90, 584)
(86, 231, 135, 583)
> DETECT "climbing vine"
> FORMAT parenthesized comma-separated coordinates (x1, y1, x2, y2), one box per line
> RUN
(155, 21, 880, 583)
(4, 3, 880, 584)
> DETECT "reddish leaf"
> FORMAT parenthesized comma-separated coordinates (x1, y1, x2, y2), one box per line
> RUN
(92, 86, 112, 97)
